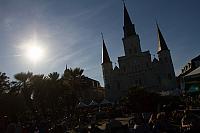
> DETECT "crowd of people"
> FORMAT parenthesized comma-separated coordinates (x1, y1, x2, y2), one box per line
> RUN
(1, 107, 200, 133)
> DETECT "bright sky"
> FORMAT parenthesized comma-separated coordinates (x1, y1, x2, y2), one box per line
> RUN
(0, 0, 199, 85)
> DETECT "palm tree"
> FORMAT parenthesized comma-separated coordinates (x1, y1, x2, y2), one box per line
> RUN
(47, 72, 68, 119)
(31, 73, 64, 119)
(0, 72, 10, 94)
(14, 71, 33, 90)
(14, 71, 33, 111)
(63, 67, 85, 98)
(62, 67, 86, 125)
(48, 72, 59, 81)
(29, 74, 47, 114)
(9, 81, 21, 95)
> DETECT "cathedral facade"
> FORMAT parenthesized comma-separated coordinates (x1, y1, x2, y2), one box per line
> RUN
(101, 4, 177, 101)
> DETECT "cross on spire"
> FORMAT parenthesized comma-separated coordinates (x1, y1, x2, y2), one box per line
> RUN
(66, 64, 68, 70)
(122, 0, 125, 4)
(101, 32, 104, 41)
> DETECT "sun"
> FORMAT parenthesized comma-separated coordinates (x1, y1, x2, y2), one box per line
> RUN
(26, 45, 44, 63)
(20, 36, 46, 64)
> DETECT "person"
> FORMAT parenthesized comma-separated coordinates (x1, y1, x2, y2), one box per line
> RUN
(33, 126, 39, 133)
(148, 113, 157, 131)
(0, 116, 7, 133)
(181, 110, 191, 132)
(6, 122, 16, 133)
(15, 122, 22, 133)
(54, 124, 64, 133)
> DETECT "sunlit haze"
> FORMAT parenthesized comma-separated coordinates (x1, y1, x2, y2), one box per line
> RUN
(0, 0, 199, 85)
(26, 45, 44, 63)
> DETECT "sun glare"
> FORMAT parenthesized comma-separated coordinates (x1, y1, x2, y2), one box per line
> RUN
(26, 45, 44, 63)
(23, 39, 45, 63)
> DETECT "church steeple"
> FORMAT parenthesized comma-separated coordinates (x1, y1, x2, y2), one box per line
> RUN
(157, 24, 169, 53)
(102, 34, 111, 64)
(123, 2, 136, 38)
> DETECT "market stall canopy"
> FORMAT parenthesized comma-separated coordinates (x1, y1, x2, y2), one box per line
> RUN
(185, 66, 200, 78)
(100, 99, 112, 105)
(77, 101, 88, 108)
(89, 100, 98, 106)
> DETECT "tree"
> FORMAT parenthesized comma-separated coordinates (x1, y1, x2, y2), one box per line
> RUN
(48, 72, 59, 81)
(9, 81, 21, 95)
(62, 67, 87, 126)
(63, 67, 85, 99)
(14, 71, 33, 93)
(0, 72, 10, 94)
(14, 72, 33, 99)
(14, 72, 33, 112)
(29, 74, 46, 113)
(29, 73, 65, 120)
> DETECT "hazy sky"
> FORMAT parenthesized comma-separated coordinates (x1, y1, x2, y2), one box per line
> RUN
(0, 0, 199, 85)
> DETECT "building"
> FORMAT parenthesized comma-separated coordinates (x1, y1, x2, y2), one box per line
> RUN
(63, 65, 105, 101)
(180, 55, 200, 77)
(178, 55, 200, 91)
(82, 77, 101, 88)
(101, 3, 177, 101)
(184, 66, 200, 92)
(82, 77, 105, 101)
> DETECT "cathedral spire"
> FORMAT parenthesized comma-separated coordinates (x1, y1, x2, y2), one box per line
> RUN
(65, 64, 68, 70)
(101, 33, 111, 64)
(157, 23, 169, 53)
(123, 2, 136, 38)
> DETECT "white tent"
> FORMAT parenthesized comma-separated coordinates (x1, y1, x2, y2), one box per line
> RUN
(185, 66, 200, 78)
(100, 99, 112, 105)
(77, 101, 88, 108)
(89, 100, 98, 106)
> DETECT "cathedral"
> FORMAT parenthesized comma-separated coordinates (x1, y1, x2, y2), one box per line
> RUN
(101, 4, 177, 101)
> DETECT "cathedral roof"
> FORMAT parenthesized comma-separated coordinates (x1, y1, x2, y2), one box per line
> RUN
(123, 3, 136, 38)
(153, 57, 159, 63)
(102, 39, 111, 64)
(157, 24, 169, 53)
